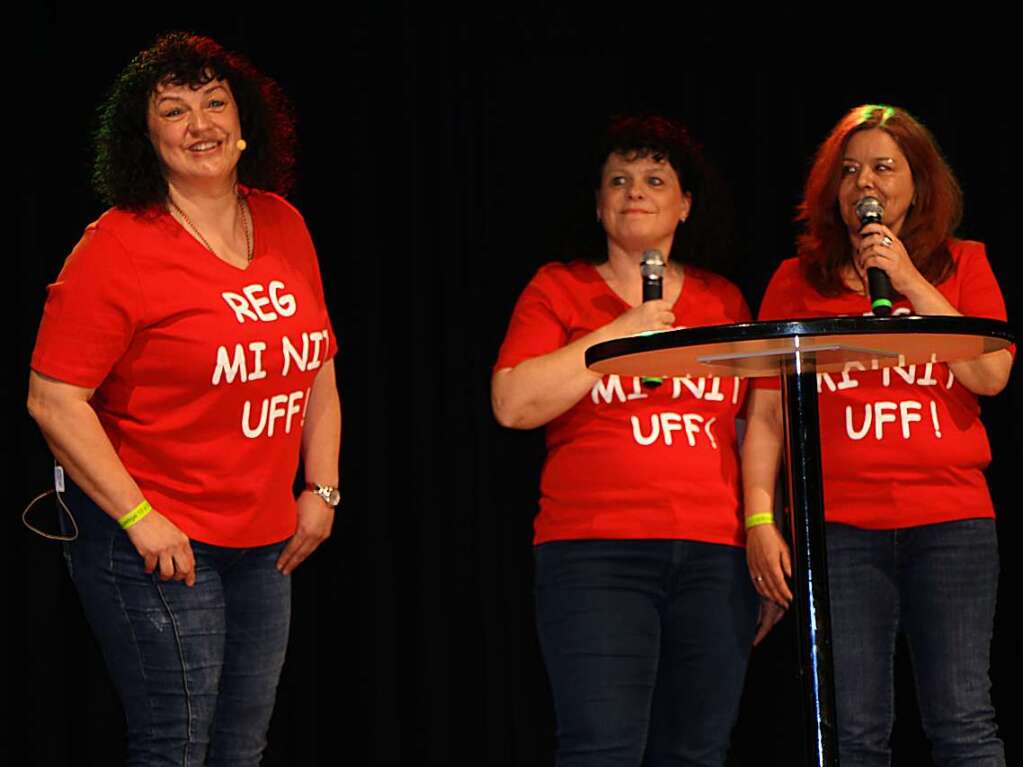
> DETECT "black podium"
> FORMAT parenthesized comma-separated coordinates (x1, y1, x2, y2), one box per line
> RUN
(585, 315, 1014, 767)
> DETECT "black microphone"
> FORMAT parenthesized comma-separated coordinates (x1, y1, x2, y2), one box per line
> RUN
(641, 249, 666, 302)
(855, 197, 893, 316)
(640, 250, 666, 387)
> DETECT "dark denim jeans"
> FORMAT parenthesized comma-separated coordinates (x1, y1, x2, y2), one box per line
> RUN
(61, 483, 291, 766)
(534, 539, 758, 767)
(826, 520, 1004, 767)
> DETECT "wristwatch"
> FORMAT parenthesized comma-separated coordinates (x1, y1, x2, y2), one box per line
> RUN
(305, 482, 340, 508)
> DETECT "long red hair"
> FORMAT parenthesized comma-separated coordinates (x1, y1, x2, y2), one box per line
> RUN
(797, 105, 962, 295)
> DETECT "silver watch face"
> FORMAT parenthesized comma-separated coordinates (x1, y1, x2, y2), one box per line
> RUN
(314, 485, 340, 506)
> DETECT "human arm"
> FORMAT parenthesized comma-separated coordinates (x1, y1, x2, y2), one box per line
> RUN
(857, 227, 1013, 396)
(26, 370, 196, 585)
(492, 298, 675, 429)
(276, 358, 341, 575)
(741, 386, 793, 608)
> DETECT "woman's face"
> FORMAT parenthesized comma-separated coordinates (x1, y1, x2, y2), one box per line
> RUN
(596, 152, 691, 254)
(838, 128, 916, 237)
(147, 78, 243, 190)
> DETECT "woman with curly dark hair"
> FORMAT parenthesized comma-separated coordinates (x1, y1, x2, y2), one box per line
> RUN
(27, 32, 340, 764)
(743, 105, 1011, 766)
(492, 115, 762, 766)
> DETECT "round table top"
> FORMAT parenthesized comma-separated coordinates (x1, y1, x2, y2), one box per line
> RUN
(585, 315, 1015, 378)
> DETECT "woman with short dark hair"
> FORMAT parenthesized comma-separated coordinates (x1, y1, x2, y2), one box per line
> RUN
(493, 115, 762, 766)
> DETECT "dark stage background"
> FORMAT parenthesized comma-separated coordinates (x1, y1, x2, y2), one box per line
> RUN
(16, 10, 1018, 766)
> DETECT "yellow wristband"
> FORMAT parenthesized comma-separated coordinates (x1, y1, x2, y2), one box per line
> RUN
(744, 512, 774, 530)
(118, 500, 153, 530)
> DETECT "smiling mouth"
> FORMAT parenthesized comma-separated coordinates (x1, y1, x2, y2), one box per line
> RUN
(188, 140, 221, 153)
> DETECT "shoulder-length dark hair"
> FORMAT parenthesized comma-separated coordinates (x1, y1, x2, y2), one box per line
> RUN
(797, 104, 962, 295)
(580, 114, 735, 276)
(93, 31, 297, 210)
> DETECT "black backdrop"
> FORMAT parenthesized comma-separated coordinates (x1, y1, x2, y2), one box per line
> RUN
(15, 9, 1018, 766)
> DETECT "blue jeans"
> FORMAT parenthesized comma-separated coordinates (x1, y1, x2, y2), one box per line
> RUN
(61, 483, 291, 766)
(534, 539, 758, 767)
(826, 520, 1004, 767)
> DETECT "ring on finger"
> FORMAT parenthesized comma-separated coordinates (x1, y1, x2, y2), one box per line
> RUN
(881, 235, 893, 247)
(755, 575, 764, 583)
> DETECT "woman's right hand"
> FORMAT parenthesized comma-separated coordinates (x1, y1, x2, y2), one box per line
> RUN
(746, 523, 792, 607)
(603, 299, 676, 338)
(28, 372, 197, 587)
(125, 510, 196, 587)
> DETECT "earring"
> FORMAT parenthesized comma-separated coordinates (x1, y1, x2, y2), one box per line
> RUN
(236, 139, 247, 151)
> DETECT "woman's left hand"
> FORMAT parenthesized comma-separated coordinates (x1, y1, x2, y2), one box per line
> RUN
(856, 223, 926, 296)
(277, 491, 335, 575)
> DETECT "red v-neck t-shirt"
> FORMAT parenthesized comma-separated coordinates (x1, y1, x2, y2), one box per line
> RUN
(754, 240, 1009, 529)
(32, 191, 336, 546)
(496, 261, 751, 546)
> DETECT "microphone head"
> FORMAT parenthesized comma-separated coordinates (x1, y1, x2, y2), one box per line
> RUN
(855, 196, 884, 225)
(640, 250, 666, 280)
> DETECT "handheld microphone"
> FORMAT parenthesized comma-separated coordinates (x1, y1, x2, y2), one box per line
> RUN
(855, 197, 892, 316)
(641, 249, 666, 302)
(640, 250, 666, 388)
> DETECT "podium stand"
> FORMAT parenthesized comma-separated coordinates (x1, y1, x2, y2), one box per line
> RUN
(585, 315, 1014, 767)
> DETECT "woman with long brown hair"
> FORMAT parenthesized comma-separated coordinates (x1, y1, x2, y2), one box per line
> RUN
(743, 104, 1011, 766)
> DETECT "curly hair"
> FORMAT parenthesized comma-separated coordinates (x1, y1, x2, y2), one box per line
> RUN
(93, 31, 297, 210)
(797, 104, 962, 295)
(581, 114, 735, 276)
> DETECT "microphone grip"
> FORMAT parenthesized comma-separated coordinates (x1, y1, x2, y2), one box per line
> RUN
(867, 267, 893, 316)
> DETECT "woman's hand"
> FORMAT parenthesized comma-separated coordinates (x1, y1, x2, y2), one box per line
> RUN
(855, 223, 926, 296)
(282, 358, 341, 576)
(852, 229, 1013, 394)
(28, 371, 202, 583)
(276, 491, 335, 575)
(753, 598, 787, 646)
(124, 509, 196, 586)
(604, 298, 676, 338)
(746, 523, 792, 608)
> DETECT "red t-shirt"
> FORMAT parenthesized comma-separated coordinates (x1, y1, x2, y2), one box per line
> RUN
(32, 191, 336, 547)
(495, 261, 751, 546)
(755, 240, 1008, 529)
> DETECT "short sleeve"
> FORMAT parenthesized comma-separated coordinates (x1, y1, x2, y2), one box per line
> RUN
(756, 259, 800, 322)
(955, 243, 1008, 321)
(260, 193, 338, 363)
(31, 226, 144, 388)
(752, 260, 800, 390)
(290, 211, 338, 362)
(954, 242, 1014, 359)
(494, 269, 570, 371)
(720, 278, 753, 324)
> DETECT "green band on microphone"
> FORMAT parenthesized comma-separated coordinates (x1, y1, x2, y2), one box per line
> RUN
(871, 298, 896, 317)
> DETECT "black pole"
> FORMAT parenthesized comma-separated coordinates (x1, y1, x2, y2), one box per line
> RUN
(780, 349, 839, 767)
